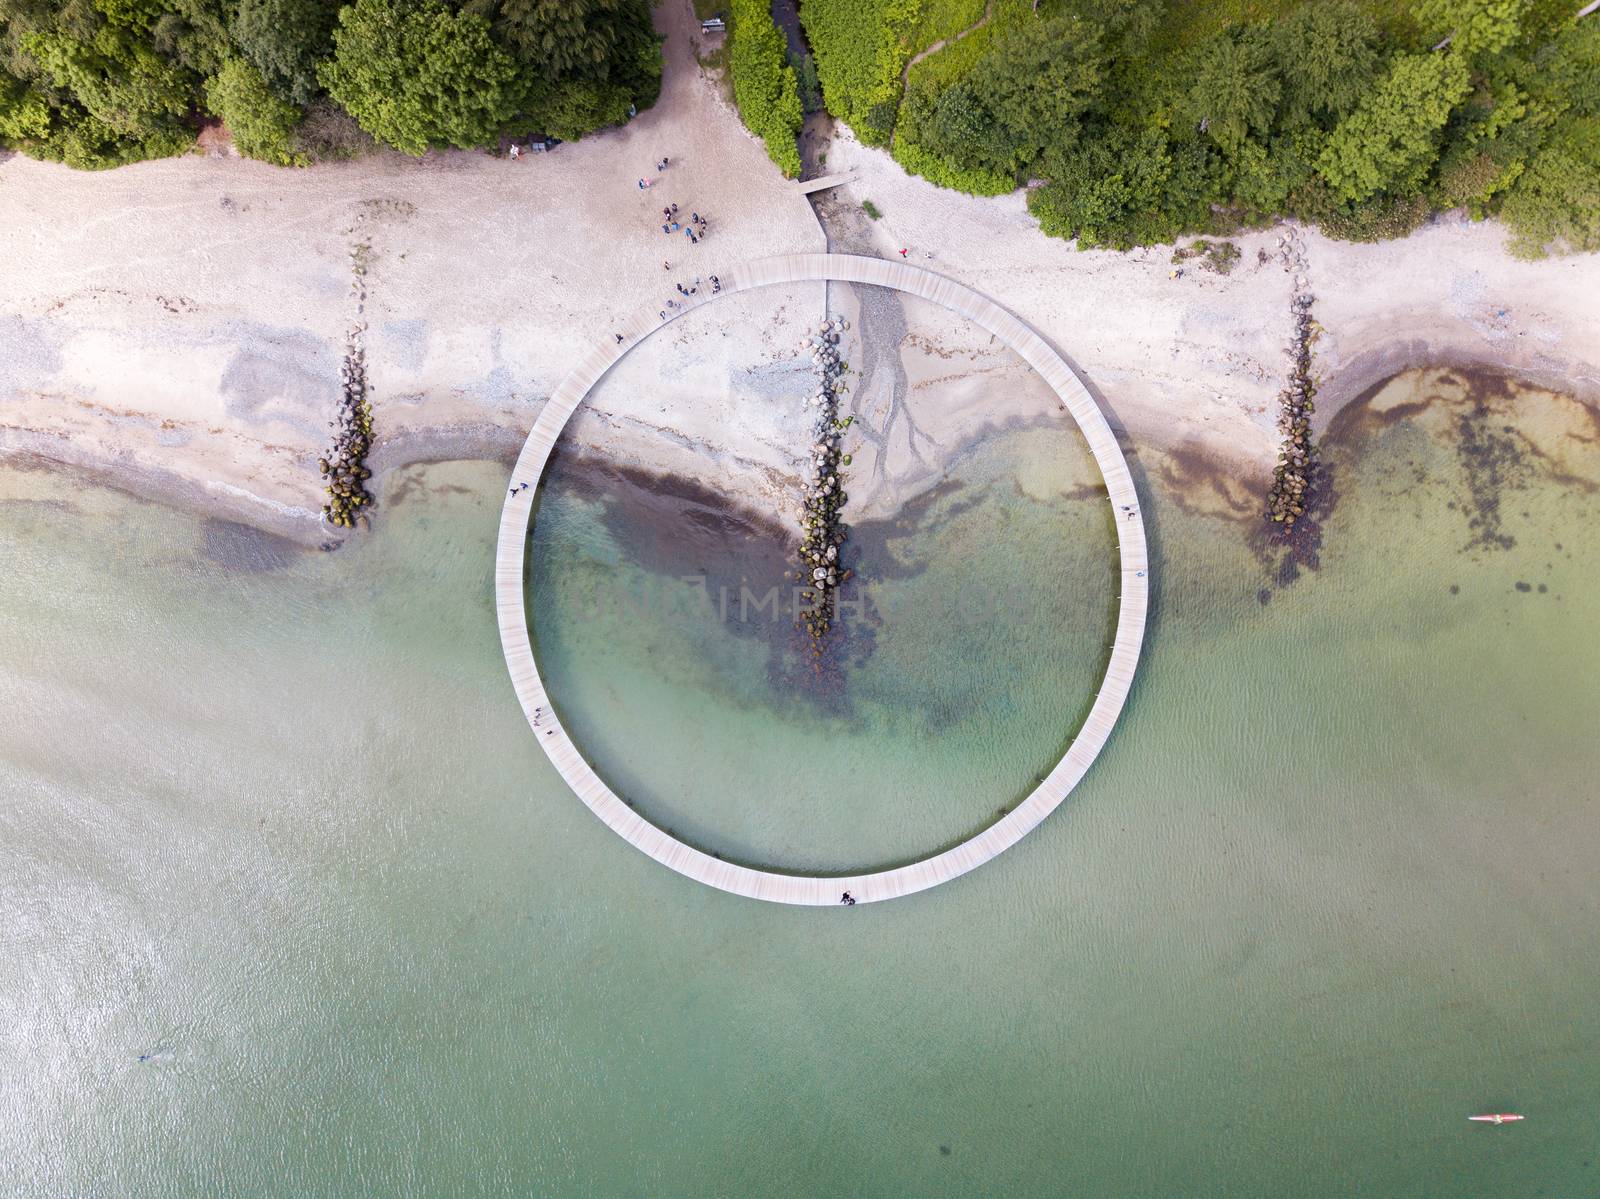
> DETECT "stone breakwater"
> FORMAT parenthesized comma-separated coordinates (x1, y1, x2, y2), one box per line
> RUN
(793, 316, 854, 646)
(1268, 227, 1317, 535)
(319, 239, 375, 531)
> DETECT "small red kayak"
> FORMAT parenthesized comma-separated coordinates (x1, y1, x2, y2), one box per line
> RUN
(1469, 1114, 1524, 1124)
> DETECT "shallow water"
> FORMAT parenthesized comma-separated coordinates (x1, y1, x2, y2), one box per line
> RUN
(529, 424, 1115, 870)
(2, 367, 1598, 1196)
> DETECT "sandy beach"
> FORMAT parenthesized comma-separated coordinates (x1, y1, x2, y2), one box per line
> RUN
(2, 0, 1597, 542)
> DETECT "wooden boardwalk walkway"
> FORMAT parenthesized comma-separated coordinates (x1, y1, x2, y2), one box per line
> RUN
(796, 173, 855, 195)
(496, 254, 1148, 905)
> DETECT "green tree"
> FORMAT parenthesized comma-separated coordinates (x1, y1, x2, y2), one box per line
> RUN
(458, 0, 660, 136)
(973, 15, 1102, 169)
(1030, 143, 1152, 248)
(1186, 26, 1280, 155)
(917, 15, 1102, 178)
(1031, 126, 1221, 249)
(727, 0, 801, 177)
(1417, 0, 1530, 58)
(798, 0, 918, 146)
(1527, 17, 1600, 118)
(149, 0, 232, 77)
(1, 0, 202, 165)
(520, 75, 632, 139)
(1274, 0, 1381, 125)
(1232, 127, 1325, 215)
(21, 24, 190, 136)
(1428, 72, 1532, 208)
(0, 70, 48, 138)
(922, 79, 1004, 173)
(232, 0, 339, 105)
(1316, 52, 1472, 203)
(464, 0, 654, 80)
(205, 55, 303, 164)
(318, 0, 521, 154)
(1500, 116, 1600, 255)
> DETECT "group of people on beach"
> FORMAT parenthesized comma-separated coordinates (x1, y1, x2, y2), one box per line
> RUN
(646, 156, 711, 244)
(641, 154, 725, 322)
(656, 271, 722, 321)
(661, 207, 709, 244)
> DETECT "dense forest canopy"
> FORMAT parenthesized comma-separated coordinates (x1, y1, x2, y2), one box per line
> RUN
(795, 0, 1600, 255)
(0, 0, 660, 166)
(2, 0, 1594, 257)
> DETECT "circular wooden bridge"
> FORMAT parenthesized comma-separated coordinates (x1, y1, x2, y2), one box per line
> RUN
(496, 253, 1148, 905)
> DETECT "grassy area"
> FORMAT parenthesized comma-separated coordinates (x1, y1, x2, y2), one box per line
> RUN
(692, 0, 725, 19)
(1152, 0, 1421, 55)
(905, 16, 994, 88)
(903, 0, 1036, 91)
(905, 0, 987, 58)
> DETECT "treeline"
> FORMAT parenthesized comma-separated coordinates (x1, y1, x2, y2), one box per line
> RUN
(0, 0, 661, 169)
(728, 0, 802, 177)
(797, 0, 1600, 257)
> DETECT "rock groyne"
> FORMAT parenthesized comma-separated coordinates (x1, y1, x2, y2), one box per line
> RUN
(1268, 228, 1317, 535)
(320, 239, 375, 530)
(794, 316, 853, 646)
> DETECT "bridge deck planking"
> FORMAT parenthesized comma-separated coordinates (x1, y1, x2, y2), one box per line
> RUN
(795, 173, 856, 195)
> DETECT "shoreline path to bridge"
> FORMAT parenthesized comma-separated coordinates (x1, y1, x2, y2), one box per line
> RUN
(496, 253, 1148, 905)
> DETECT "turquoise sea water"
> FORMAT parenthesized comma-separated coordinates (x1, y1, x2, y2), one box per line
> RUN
(2, 367, 1598, 1196)
(529, 423, 1115, 870)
